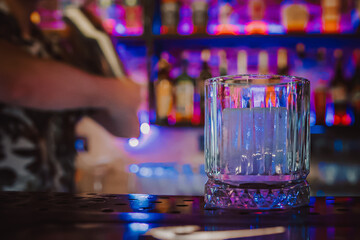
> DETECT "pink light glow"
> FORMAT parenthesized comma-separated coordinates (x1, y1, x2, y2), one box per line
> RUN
(178, 21, 194, 35)
(103, 18, 116, 34)
(177, 5, 194, 35)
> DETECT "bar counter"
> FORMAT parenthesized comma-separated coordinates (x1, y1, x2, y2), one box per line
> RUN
(0, 192, 359, 239)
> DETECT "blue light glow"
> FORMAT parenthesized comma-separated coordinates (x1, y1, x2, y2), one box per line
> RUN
(129, 164, 140, 173)
(325, 104, 335, 126)
(129, 223, 149, 232)
(119, 212, 163, 222)
(121, 212, 150, 221)
(129, 194, 151, 200)
(75, 138, 86, 152)
(268, 24, 285, 34)
(207, 23, 217, 35)
(311, 125, 325, 134)
(115, 23, 126, 35)
(154, 167, 164, 176)
(310, 111, 316, 126)
(334, 140, 343, 152)
(139, 167, 153, 177)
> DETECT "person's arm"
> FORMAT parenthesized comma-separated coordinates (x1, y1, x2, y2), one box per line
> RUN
(0, 39, 140, 137)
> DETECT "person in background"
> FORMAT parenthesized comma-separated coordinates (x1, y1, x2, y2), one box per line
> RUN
(0, 0, 140, 192)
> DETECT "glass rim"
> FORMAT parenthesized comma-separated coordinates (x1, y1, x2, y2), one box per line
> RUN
(205, 74, 309, 86)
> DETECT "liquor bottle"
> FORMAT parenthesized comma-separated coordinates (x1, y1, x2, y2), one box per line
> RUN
(277, 48, 289, 75)
(329, 49, 348, 125)
(175, 52, 195, 124)
(197, 49, 212, 125)
(124, 0, 143, 35)
(216, 0, 236, 34)
(219, 50, 228, 76)
(245, 0, 267, 34)
(258, 50, 269, 75)
(321, 0, 341, 33)
(259, 50, 274, 106)
(314, 48, 329, 125)
(294, 43, 306, 75)
(355, 0, 360, 33)
(249, 0, 265, 21)
(192, 0, 208, 34)
(350, 49, 360, 127)
(281, 0, 309, 33)
(237, 50, 247, 74)
(161, 0, 179, 34)
(155, 53, 173, 125)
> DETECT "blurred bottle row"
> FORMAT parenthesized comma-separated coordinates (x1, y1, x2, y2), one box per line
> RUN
(33, 0, 360, 35)
(151, 45, 360, 127)
(159, 0, 360, 35)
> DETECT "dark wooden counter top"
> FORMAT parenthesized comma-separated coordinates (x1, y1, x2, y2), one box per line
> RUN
(0, 192, 359, 239)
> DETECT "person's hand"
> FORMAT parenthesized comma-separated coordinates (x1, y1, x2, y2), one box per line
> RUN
(92, 77, 141, 138)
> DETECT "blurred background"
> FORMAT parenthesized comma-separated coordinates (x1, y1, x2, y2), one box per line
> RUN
(34, 0, 360, 196)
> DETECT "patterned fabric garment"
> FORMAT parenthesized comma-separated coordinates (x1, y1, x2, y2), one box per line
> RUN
(0, 2, 85, 192)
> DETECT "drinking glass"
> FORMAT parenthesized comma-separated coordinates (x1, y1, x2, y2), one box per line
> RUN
(204, 74, 310, 209)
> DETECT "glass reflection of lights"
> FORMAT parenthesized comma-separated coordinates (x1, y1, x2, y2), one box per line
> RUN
(128, 223, 149, 232)
(121, 212, 150, 221)
(129, 194, 152, 200)
(119, 212, 163, 223)
(128, 194, 156, 212)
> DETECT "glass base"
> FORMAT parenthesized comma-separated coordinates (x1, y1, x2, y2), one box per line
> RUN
(205, 178, 310, 210)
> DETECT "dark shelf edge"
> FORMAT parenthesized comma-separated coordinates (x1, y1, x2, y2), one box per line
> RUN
(151, 33, 360, 41)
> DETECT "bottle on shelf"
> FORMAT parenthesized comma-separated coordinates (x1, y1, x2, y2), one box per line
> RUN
(329, 49, 348, 125)
(258, 50, 269, 75)
(277, 48, 289, 75)
(237, 50, 247, 74)
(216, 0, 237, 34)
(123, 0, 143, 36)
(155, 52, 173, 125)
(178, 0, 194, 35)
(354, 0, 360, 33)
(294, 43, 306, 75)
(350, 49, 360, 127)
(175, 51, 195, 124)
(192, 0, 208, 34)
(321, 0, 341, 33)
(197, 49, 212, 125)
(219, 50, 228, 76)
(161, 0, 180, 34)
(314, 48, 329, 126)
(281, 0, 309, 33)
(258, 50, 274, 106)
(245, 0, 267, 34)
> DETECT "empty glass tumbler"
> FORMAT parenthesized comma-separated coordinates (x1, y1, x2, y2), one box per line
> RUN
(205, 75, 310, 209)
